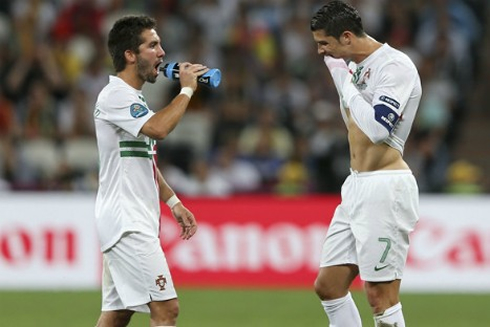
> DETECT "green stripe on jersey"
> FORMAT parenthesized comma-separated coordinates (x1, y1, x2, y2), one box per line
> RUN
(120, 151, 151, 158)
(119, 140, 153, 158)
(119, 141, 147, 148)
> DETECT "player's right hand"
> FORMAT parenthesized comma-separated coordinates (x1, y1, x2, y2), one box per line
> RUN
(171, 203, 198, 240)
(178, 62, 209, 91)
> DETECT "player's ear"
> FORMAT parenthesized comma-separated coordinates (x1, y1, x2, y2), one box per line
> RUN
(340, 31, 352, 45)
(124, 49, 136, 65)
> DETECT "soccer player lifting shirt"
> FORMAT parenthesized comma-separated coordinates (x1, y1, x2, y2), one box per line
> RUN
(310, 1, 422, 326)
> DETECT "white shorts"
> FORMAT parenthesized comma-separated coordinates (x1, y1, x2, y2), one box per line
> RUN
(101, 232, 177, 313)
(320, 169, 419, 282)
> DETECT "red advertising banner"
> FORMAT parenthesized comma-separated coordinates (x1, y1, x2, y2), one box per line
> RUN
(1, 194, 489, 291)
(158, 195, 363, 288)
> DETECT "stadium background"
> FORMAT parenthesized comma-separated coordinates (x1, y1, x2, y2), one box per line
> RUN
(0, 0, 489, 326)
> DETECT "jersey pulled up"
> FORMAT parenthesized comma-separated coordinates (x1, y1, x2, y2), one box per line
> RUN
(331, 43, 422, 154)
(94, 75, 159, 252)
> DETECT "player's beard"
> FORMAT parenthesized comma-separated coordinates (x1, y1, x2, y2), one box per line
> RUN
(136, 55, 157, 84)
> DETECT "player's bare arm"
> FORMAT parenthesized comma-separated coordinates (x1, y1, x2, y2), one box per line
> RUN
(156, 169, 197, 240)
(140, 63, 209, 140)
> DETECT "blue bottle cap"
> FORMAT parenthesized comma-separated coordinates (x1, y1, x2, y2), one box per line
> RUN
(203, 68, 221, 88)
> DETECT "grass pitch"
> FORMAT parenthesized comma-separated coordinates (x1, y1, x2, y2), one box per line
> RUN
(0, 289, 488, 326)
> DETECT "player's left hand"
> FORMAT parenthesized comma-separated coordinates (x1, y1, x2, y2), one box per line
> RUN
(171, 203, 197, 240)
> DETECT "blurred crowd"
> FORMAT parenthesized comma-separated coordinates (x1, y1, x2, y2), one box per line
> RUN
(0, 0, 488, 195)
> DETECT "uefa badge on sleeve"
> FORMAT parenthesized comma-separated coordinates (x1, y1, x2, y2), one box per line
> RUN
(130, 103, 149, 118)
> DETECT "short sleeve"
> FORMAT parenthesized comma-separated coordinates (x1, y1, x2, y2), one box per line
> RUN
(100, 87, 154, 137)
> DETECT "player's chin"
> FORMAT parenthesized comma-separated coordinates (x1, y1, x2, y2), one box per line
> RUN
(146, 73, 158, 84)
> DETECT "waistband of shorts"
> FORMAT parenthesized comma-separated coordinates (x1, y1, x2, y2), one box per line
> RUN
(349, 168, 413, 177)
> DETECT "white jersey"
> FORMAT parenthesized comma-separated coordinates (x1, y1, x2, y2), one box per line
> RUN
(334, 43, 421, 154)
(94, 75, 159, 252)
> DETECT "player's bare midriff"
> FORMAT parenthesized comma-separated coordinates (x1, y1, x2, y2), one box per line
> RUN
(347, 117, 409, 172)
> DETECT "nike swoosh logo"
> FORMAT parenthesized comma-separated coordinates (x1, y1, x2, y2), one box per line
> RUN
(374, 264, 389, 271)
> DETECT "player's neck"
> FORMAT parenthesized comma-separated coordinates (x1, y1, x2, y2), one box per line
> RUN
(350, 35, 383, 64)
(117, 69, 144, 90)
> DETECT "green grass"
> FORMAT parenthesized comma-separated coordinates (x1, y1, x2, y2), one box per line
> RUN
(0, 289, 488, 326)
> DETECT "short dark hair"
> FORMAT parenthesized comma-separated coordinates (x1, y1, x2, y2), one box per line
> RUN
(108, 15, 157, 72)
(310, 1, 364, 39)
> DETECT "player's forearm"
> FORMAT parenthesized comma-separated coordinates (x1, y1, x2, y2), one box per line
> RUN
(156, 169, 177, 203)
(140, 93, 191, 140)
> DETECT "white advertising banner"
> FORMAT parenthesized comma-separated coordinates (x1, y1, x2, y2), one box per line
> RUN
(0, 193, 489, 292)
(0, 193, 100, 289)
(403, 196, 490, 292)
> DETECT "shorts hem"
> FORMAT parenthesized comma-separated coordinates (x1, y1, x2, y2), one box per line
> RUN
(319, 261, 357, 268)
(123, 293, 178, 309)
(102, 294, 178, 313)
(360, 275, 403, 282)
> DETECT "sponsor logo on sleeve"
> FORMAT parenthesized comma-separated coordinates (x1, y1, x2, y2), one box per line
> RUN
(130, 103, 149, 118)
(379, 95, 400, 109)
(374, 104, 400, 132)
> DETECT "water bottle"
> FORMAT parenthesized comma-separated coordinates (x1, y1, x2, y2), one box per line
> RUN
(160, 62, 221, 88)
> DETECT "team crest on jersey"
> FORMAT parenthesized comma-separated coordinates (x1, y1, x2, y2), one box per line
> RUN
(359, 68, 371, 90)
(352, 66, 362, 84)
(352, 66, 370, 90)
(130, 103, 149, 118)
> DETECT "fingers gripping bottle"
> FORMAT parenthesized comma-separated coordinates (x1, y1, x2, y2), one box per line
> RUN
(160, 62, 221, 88)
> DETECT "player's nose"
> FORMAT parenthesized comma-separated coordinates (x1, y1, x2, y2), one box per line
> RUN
(158, 45, 165, 58)
(317, 45, 325, 55)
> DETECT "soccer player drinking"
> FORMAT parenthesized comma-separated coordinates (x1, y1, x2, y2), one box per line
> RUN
(94, 15, 205, 327)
